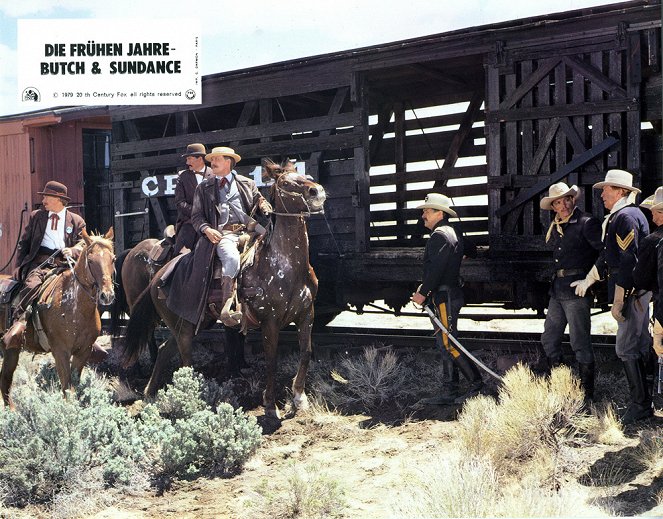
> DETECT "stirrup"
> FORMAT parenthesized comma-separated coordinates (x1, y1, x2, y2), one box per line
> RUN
(220, 297, 242, 327)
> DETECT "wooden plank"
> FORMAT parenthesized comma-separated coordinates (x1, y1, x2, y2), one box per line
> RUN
(504, 118, 560, 232)
(370, 183, 486, 204)
(113, 133, 363, 173)
(520, 60, 534, 235)
(113, 111, 359, 157)
(371, 205, 488, 221)
(393, 102, 406, 238)
(590, 51, 606, 217)
(607, 49, 622, 168)
(433, 90, 484, 191)
(370, 219, 487, 237)
(486, 98, 638, 123)
(626, 33, 641, 177)
(495, 135, 619, 217)
(485, 64, 502, 235)
(353, 73, 370, 253)
(499, 58, 559, 110)
(370, 164, 487, 187)
(562, 55, 627, 97)
(309, 87, 350, 179)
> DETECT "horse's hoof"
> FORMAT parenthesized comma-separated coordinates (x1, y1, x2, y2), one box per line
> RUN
(293, 392, 309, 411)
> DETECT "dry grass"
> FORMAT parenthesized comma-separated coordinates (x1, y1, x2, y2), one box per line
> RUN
(455, 363, 587, 484)
(632, 429, 663, 475)
(396, 453, 612, 518)
(245, 462, 346, 519)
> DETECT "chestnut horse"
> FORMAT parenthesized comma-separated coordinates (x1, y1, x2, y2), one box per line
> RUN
(122, 162, 326, 417)
(0, 228, 115, 406)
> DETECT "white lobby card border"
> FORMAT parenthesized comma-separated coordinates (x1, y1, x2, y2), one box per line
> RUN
(17, 19, 201, 107)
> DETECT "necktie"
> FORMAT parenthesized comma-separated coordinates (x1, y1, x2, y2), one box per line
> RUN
(50, 213, 59, 231)
(220, 177, 228, 189)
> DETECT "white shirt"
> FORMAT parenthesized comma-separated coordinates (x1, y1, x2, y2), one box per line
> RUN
(41, 208, 67, 250)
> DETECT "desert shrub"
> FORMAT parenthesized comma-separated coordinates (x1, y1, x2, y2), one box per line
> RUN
(632, 429, 663, 474)
(152, 366, 238, 418)
(139, 367, 262, 479)
(456, 363, 586, 482)
(397, 453, 611, 518)
(247, 462, 346, 519)
(0, 371, 146, 507)
(315, 346, 412, 409)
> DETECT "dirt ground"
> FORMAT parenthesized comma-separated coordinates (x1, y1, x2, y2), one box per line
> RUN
(10, 305, 663, 518)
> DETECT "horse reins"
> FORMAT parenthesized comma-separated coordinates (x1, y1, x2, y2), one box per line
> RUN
(271, 174, 320, 218)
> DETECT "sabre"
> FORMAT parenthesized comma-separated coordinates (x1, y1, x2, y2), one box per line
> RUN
(423, 305, 502, 381)
(658, 357, 663, 395)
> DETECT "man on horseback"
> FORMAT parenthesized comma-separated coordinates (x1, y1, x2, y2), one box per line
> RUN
(165, 146, 272, 330)
(174, 143, 214, 255)
(2, 181, 86, 349)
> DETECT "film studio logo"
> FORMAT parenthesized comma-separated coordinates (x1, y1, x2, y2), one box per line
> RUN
(22, 87, 41, 102)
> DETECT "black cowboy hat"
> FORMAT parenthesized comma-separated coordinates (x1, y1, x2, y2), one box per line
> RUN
(38, 180, 70, 202)
(181, 143, 207, 158)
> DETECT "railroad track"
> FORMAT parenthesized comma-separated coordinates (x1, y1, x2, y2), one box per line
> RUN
(109, 321, 616, 357)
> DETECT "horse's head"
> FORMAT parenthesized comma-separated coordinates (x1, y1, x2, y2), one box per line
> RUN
(263, 160, 326, 215)
(81, 227, 116, 305)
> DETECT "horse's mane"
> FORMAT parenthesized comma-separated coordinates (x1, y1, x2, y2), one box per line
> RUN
(76, 233, 114, 250)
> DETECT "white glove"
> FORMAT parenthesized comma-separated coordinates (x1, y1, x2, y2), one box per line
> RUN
(611, 285, 626, 323)
(654, 319, 663, 356)
(569, 266, 600, 297)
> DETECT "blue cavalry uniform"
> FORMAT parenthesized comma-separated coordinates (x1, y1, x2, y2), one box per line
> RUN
(541, 207, 602, 398)
(421, 220, 482, 404)
(596, 203, 652, 422)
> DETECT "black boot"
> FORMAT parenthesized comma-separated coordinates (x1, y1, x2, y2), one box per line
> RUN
(453, 352, 484, 404)
(621, 359, 654, 424)
(422, 358, 459, 405)
(544, 355, 563, 376)
(578, 362, 595, 405)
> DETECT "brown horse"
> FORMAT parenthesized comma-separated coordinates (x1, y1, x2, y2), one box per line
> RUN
(0, 228, 115, 406)
(122, 161, 326, 417)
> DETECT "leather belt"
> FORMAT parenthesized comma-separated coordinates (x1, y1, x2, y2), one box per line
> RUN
(555, 268, 585, 278)
(222, 223, 246, 232)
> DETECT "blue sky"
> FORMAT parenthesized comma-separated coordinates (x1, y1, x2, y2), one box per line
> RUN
(0, 0, 617, 117)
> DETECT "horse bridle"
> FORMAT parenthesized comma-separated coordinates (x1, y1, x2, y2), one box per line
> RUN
(271, 173, 322, 218)
(67, 241, 113, 302)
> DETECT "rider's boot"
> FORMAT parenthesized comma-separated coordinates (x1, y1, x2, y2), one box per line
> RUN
(2, 312, 28, 350)
(220, 276, 242, 327)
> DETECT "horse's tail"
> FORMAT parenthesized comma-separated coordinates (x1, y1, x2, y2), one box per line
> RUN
(122, 281, 159, 367)
(110, 248, 131, 337)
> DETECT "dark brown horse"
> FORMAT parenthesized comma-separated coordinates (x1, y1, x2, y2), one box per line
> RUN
(0, 228, 115, 406)
(122, 162, 326, 417)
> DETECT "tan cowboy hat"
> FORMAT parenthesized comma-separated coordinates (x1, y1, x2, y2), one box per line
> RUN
(641, 186, 663, 211)
(540, 182, 578, 210)
(38, 180, 70, 202)
(205, 146, 241, 163)
(416, 193, 457, 218)
(593, 169, 641, 193)
(181, 143, 207, 157)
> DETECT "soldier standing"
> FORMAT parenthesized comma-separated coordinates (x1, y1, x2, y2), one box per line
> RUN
(539, 182, 602, 402)
(571, 170, 652, 423)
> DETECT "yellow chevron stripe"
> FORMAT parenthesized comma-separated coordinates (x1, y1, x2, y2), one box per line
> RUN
(616, 230, 635, 251)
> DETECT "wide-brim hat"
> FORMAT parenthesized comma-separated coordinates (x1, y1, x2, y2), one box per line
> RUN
(540, 182, 578, 210)
(181, 143, 207, 157)
(593, 169, 641, 193)
(416, 193, 457, 218)
(641, 186, 663, 211)
(38, 180, 70, 202)
(205, 146, 241, 164)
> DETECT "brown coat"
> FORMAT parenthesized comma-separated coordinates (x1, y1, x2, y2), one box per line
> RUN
(166, 173, 271, 327)
(15, 209, 86, 281)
